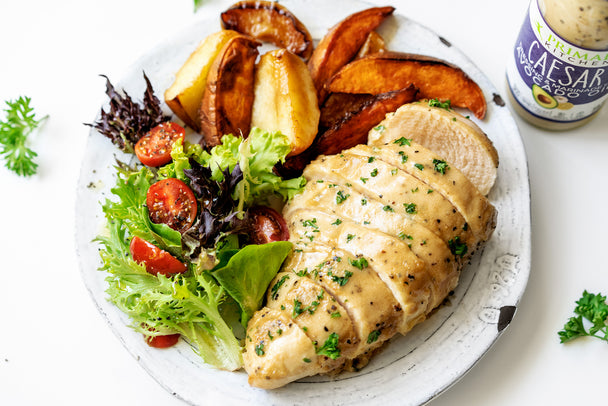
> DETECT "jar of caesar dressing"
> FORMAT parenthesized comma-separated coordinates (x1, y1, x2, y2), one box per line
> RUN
(506, 0, 608, 130)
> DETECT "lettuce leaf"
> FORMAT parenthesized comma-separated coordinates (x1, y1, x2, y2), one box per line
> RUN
(97, 218, 243, 370)
(212, 241, 293, 327)
(201, 128, 305, 212)
(101, 164, 182, 257)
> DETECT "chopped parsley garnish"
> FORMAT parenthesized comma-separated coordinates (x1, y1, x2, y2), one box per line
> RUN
(271, 274, 290, 299)
(393, 137, 411, 146)
(414, 163, 424, 171)
(391, 168, 398, 175)
(433, 159, 450, 174)
(295, 268, 309, 277)
(316, 332, 341, 359)
(373, 124, 386, 133)
(346, 234, 355, 242)
(360, 176, 369, 183)
(404, 203, 418, 214)
(398, 232, 413, 240)
(361, 198, 368, 206)
(349, 257, 369, 269)
(336, 190, 350, 204)
(448, 236, 468, 257)
(428, 98, 452, 110)
(383, 205, 394, 212)
(370, 168, 378, 177)
(303, 357, 312, 363)
(329, 270, 354, 286)
(255, 342, 265, 356)
(367, 330, 381, 344)
(303, 218, 318, 229)
(331, 218, 343, 226)
(293, 299, 305, 317)
(331, 311, 341, 318)
(368, 156, 375, 163)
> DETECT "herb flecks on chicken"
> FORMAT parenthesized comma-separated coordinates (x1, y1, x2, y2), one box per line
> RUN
(88, 73, 167, 152)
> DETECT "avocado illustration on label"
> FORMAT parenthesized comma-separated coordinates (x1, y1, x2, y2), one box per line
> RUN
(532, 84, 558, 109)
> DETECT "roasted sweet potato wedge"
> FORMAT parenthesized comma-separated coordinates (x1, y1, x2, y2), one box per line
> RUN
(221, 1, 313, 60)
(199, 35, 261, 147)
(315, 85, 418, 156)
(319, 92, 377, 129)
(356, 30, 386, 59)
(251, 49, 320, 156)
(327, 52, 487, 119)
(308, 6, 395, 103)
(164, 30, 241, 132)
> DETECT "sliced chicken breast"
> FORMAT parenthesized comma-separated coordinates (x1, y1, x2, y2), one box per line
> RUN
(368, 102, 498, 195)
(347, 143, 497, 244)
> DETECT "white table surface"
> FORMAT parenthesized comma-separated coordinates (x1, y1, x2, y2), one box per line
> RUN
(1, 0, 606, 405)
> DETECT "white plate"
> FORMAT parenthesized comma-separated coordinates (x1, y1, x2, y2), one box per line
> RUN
(75, 1, 531, 405)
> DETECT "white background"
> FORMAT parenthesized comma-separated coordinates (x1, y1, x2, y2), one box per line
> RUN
(1, 0, 607, 405)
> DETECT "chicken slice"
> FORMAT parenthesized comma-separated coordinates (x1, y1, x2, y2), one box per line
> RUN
(284, 180, 461, 305)
(266, 270, 358, 371)
(304, 152, 479, 257)
(347, 143, 497, 244)
(244, 308, 319, 389)
(282, 242, 404, 363)
(368, 102, 498, 195)
(286, 208, 433, 334)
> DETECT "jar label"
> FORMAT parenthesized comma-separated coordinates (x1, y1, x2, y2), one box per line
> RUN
(506, 0, 608, 123)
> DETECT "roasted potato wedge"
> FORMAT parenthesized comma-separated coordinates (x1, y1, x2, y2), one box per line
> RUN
(327, 52, 487, 119)
(221, 1, 313, 60)
(251, 49, 320, 156)
(199, 35, 261, 147)
(308, 6, 395, 103)
(356, 30, 386, 59)
(164, 30, 241, 132)
(315, 85, 418, 156)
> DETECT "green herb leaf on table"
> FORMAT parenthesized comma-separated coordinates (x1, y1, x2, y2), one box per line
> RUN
(558, 290, 608, 343)
(0, 96, 46, 177)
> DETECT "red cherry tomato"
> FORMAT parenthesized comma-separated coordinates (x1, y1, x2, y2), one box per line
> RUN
(146, 178, 197, 233)
(249, 206, 289, 244)
(129, 236, 187, 276)
(134, 122, 185, 167)
(145, 333, 181, 348)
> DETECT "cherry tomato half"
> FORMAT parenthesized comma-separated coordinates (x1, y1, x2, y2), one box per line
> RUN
(249, 206, 289, 244)
(129, 236, 187, 276)
(134, 121, 185, 167)
(146, 178, 197, 233)
(145, 333, 181, 348)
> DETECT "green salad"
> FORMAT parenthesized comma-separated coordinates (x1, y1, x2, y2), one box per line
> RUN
(90, 75, 305, 370)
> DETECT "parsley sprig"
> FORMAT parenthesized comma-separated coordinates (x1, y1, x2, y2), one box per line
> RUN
(558, 290, 608, 343)
(0, 96, 47, 176)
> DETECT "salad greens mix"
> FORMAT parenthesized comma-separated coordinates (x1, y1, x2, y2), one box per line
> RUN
(96, 120, 304, 369)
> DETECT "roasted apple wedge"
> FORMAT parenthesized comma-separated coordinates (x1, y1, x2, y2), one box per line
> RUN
(164, 30, 241, 132)
(199, 35, 261, 147)
(327, 52, 487, 119)
(221, 0, 313, 61)
(315, 85, 418, 156)
(308, 6, 395, 103)
(251, 49, 320, 157)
